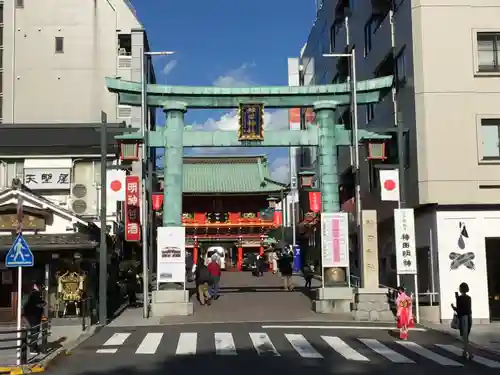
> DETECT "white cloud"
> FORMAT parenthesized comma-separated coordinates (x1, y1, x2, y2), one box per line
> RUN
(162, 59, 178, 76)
(213, 62, 256, 87)
(269, 156, 290, 184)
(187, 108, 290, 155)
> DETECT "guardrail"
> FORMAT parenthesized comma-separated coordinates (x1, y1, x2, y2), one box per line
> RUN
(0, 320, 50, 365)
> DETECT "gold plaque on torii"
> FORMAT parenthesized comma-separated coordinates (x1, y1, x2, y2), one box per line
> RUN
(238, 103, 264, 141)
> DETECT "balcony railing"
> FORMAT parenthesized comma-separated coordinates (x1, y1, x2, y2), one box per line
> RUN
(182, 212, 276, 226)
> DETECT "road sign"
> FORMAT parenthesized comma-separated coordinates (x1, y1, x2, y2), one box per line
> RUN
(5, 234, 34, 267)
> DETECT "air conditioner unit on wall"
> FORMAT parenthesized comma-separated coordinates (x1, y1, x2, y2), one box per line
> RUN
(70, 162, 99, 217)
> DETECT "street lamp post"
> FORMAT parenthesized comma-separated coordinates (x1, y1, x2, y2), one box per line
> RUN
(323, 51, 360, 288)
(323, 51, 360, 227)
(140, 50, 175, 319)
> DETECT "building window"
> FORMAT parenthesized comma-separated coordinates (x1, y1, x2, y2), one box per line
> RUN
(16, 0, 24, 8)
(364, 21, 373, 57)
(395, 47, 407, 88)
(368, 163, 380, 192)
(477, 33, 500, 72)
(366, 103, 375, 123)
(480, 119, 500, 160)
(330, 25, 336, 52)
(55, 37, 64, 53)
(394, 0, 405, 11)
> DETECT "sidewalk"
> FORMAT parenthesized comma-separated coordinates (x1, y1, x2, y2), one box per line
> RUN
(423, 322, 500, 355)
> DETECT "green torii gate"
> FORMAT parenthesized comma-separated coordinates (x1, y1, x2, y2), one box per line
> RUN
(106, 76, 393, 229)
(105, 76, 394, 316)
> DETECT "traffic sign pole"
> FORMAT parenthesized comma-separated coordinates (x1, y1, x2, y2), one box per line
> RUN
(16, 198, 23, 366)
(16, 266, 22, 365)
(5, 197, 35, 365)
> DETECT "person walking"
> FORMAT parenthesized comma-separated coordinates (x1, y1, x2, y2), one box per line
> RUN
(195, 262, 212, 306)
(207, 254, 221, 300)
(278, 251, 293, 291)
(396, 286, 414, 340)
(451, 282, 473, 360)
(22, 283, 46, 354)
(270, 250, 278, 274)
(303, 262, 314, 289)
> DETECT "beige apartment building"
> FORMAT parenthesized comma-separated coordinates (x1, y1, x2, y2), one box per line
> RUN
(2, 0, 155, 126)
(298, 0, 500, 322)
(0, 0, 157, 218)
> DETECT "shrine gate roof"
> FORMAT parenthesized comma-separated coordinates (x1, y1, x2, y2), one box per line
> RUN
(161, 155, 287, 194)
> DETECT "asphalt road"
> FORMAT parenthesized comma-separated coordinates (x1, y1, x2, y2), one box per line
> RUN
(45, 322, 500, 375)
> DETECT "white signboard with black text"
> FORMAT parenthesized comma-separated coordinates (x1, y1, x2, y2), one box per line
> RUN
(394, 208, 417, 275)
(321, 212, 349, 268)
(157, 226, 186, 284)
(23, 168, 71, 190)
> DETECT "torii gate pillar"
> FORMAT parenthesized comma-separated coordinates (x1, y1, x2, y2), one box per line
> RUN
(162, 102, 187, 227)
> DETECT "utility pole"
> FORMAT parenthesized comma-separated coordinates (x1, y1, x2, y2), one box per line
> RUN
(99, 119, 108, 325)
(140, 50, 175, 318)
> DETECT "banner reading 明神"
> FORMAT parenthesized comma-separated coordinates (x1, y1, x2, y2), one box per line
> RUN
(157, 226, 186, 283)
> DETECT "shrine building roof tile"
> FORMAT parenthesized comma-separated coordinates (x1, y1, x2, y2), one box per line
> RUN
(179, 155, 287, 194)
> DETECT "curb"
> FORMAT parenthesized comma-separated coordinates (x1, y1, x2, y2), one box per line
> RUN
(422, 324, 500, 357)
(3, 325, 98, 375)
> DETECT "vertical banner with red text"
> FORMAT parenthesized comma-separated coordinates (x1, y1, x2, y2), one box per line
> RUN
(125, 175, 141, 242)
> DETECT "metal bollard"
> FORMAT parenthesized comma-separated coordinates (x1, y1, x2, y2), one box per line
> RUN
(20, 329, 28, 365)
(81, 299, 86, 331)
(41, 320, 48, 353)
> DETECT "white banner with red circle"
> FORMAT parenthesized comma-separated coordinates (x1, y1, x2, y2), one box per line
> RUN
(379, 169, 400, 202)
(106, 170, 126, 202)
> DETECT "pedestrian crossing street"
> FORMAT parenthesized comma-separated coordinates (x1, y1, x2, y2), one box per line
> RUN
(95, 331, 500, 367)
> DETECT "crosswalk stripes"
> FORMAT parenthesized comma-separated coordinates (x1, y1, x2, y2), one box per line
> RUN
(284, 334, 323, 358)
(214, 332, 237, 355)
(136, 333, 163, 354)
(94, 331, 500, 368)
(96, 333, 131, 354)
(249, 333, 280, 356)
(359, 338, 414, 363)
(435, 344, 500, 368)
(176, 333, 197, 355)
(397, 341, 463, 367)
(322, 336, 369, 362)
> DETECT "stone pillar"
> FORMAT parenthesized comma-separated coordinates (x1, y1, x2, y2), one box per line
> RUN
(163, 101, 186, 227)
(152, 101, 193, 317)
(312, 101, 352, 315)
(353, 210, 393, 321)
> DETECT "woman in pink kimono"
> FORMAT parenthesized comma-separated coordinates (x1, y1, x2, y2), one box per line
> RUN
(396, 286, 414, 340)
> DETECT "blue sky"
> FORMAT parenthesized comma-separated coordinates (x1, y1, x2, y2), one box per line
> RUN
(130, 0, 316, 182)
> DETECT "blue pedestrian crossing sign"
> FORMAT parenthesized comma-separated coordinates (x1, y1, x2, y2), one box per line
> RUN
(5, 234, 34, 267)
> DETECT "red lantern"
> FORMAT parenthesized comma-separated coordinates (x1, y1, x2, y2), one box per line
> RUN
(309, 192, 321, 212)
(152, 194, 164, 211)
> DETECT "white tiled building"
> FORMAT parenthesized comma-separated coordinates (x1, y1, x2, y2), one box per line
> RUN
(297, 0, 500, 323)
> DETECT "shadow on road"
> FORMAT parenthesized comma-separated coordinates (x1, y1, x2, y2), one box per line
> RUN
(46, 348, 412, 375)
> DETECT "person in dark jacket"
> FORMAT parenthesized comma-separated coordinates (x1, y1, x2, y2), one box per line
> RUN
(195, 263, 212, 305)
(451, 282, 473, 360)
(125, 268, 138, 307)
(278, 253, 294, 291)
(23, 283, 46, 354)
(258, 255, 267, 276)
